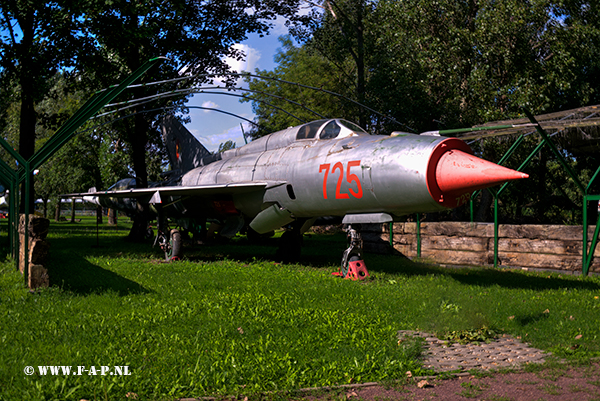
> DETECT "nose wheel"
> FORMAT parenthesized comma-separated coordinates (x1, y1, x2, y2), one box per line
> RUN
(334, 224, 370, 280)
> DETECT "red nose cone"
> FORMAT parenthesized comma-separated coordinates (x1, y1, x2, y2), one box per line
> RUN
(426, 139, 528, 208)
(436, 149, 529, 194)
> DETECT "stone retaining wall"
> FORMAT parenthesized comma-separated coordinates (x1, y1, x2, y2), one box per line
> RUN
(362, 222, 600, 273)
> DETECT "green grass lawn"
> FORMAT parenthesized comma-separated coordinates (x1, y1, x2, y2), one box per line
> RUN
(1, 216, 599, 401)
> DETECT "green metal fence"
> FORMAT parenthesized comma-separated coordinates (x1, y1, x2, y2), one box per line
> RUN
(0, 57, 165, 285)
(399, 108, 599, 275)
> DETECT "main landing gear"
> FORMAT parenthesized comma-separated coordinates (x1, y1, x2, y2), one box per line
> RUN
(333, 224, 370, 280)
(154, 213, 182, 262)
(275, 220, 304, 263)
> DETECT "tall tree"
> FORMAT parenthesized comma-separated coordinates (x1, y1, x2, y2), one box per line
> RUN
(0, 0, 85, 211)
(244, 36, 349, 136)
(80, 0, 304, 240)
(253, 0, 600, 132)
(289, 0, 378, 129)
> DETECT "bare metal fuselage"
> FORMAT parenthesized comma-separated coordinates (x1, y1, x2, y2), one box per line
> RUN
(170, 123, 458, 231)
(72, 118, 528, 265)
(82, 118, 526, 238)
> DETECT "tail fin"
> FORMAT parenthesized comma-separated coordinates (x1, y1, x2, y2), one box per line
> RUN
(161, 115, 211, 172)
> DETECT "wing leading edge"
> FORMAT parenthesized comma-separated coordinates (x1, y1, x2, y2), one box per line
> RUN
(64, 181, 286, 200)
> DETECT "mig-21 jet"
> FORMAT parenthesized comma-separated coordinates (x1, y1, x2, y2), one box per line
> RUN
(74, 116, 528, 278)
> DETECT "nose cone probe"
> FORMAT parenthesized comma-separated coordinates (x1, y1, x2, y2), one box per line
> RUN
(426, 139, 528, 208)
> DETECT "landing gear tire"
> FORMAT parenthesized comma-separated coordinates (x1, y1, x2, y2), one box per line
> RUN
(165, 229, 182, 262)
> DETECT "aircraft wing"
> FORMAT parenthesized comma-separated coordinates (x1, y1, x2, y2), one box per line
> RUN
(64, 181, 285, 200)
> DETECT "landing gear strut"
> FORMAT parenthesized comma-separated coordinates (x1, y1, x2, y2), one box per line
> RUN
(154, 212, 182, 262)
(275, 218, 315, 263)
(275, 223, 303, 263)
(164, 229, 182, 262)
(334, 224, 369, 280)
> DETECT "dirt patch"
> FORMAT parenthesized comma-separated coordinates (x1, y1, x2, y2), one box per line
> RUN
(181, 332, 600, 401)
(292, 331, 600, 401)
(348, 363, 600, 401)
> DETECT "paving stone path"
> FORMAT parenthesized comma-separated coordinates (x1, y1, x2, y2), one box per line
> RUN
(398, 330, 549, 373)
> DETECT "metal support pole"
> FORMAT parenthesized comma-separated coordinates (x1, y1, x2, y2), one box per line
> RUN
(588, 165, 600, 194)
(522, 109, 585, 195)
(498, 140, 546, 197)
(23, 162, 31, 285)
(494, 196, 499, 268)
(470, 196, 474, 222)
(497, 134, 526, 166)
(583, 196, 588, 274)
(10, 180, 18, 261)
(416, 213, 421, 258)
(582, 163, 600, 276)
(584, 203, 600, 276)
(0, 150, 23, 261)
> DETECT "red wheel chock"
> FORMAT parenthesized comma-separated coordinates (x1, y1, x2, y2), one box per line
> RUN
(332, 260, 370, 280)
(347, 260, 369, 280)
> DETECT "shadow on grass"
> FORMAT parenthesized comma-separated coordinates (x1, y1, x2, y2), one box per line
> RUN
(48, 250, 150, 296)
(368, 251, 600, 292)
(182, 236, 600, 292)
(517, 311, 550, 326)
(181, 234, 346, 268)
(48, 224, 600, 294)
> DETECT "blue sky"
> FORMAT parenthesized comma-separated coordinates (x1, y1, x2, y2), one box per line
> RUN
(183, 18, 290, 152)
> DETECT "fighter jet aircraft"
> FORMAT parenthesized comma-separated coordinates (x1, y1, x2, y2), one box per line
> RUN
(76, 116, 528, 277)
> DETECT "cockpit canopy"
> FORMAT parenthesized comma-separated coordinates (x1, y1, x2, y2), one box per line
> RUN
(296, 119, 368, 141)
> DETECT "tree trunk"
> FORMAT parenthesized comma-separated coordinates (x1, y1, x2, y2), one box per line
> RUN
(96, 205, 103, 224)
(126, 111, 150, 241)
(475, 189, 493, 222)
(70, 198, 76, 222)
(54, 199, 61, 222)
(355, 3, 366, 129)
(108, 208, 117, 225)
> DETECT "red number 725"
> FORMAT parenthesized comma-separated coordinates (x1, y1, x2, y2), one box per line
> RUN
(319, 160, 363, 199)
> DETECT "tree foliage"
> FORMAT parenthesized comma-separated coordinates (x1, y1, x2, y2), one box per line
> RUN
(244, 36, 349, 135)
(246, 0, 600, 223)
(249, 0, 600, 132)
(0, 0, 87, 210)
(1, 0, 304, 235)
(217, 140, 237, 153)
(77, 0, 305, 239)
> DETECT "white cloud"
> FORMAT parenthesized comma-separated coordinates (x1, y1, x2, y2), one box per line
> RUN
(214, 44, 262, 87)
(201, 100, 219, 112)
(194, 122, 253, 152)
(224, 43, 261, 74)
(271, 15, 290, 36)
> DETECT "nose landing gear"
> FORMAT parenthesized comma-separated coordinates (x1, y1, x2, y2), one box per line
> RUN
(333, 224, 370, 280)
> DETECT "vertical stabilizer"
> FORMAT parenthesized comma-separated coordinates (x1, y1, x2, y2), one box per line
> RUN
(161, 115, 211, 172)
